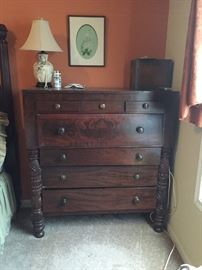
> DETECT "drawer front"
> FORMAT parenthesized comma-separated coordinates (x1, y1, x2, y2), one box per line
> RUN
(125, 101, 164, 113)
(37, 114, 163, 147)
(42, 166, 158, 188)
(36, 101, 81, 113)
(42, 188, 156, 214)
(40, 147, 161, 166)
(36, 100, 124, 113)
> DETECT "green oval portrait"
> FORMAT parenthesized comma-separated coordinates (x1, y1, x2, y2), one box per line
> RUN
(76, 24, 98, 59)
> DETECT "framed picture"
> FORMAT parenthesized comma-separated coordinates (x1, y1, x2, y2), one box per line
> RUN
(68, 15, 105, 67)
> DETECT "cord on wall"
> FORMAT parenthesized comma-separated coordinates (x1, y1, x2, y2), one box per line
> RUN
(148, 169, 179, 270)
(149, 168, 177, 225)
(162, 169, 180, 270)
(168, 168, 178, 216)
(162, 243, 176, 270)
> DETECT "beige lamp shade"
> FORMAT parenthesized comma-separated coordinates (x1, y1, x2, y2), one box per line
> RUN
(20, 18, 62, 52)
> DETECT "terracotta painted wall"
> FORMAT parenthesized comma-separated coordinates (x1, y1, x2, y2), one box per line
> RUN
(1, 0, 169, 199)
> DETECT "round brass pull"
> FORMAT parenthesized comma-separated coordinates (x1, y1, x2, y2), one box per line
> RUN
(133, 173, 140, 180)
(61, 197, 68, 206)
(142, 103, 149, 109)
(135, 153, 143, 161)
(136, 127, 144, 134)
(60, 153, 67, 161)
(99, 103, 106, 110)
(55, 103, 61, 110)
(133, 196, 141, 205)
(60, 174, 67, 180)
(57, 127, 66, 135)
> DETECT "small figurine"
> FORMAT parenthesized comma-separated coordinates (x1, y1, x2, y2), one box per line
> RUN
(33, 52, 53, 88)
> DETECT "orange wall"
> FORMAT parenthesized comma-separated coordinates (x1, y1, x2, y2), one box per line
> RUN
(1, 0, 169, 199)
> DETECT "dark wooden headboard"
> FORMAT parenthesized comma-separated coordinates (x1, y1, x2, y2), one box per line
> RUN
(0, 24, 21, 205)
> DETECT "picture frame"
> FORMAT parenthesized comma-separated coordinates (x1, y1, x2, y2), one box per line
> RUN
(68, 15, 106, 67)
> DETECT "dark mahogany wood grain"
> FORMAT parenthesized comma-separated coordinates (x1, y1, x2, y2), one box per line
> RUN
(125, 101, 164, 113)
(42, 188, 157, 214)
(36, 100, 124, 113)
(40, 147, 161, 166)
(23, 89, 179, 237)
(42, 166, 158, 188)
(37, 114, 163, 147)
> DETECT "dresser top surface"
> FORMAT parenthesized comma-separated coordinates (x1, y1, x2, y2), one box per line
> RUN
(23, 88, 179, 98)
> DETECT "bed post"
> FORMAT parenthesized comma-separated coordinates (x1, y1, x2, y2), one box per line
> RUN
(0, 24, 21, 206)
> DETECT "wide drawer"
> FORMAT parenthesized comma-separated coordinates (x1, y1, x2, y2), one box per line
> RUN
(37, 114, 163, 147)
(42, 188, 156, 214)
(36, 100, 124, 113)
(42, 166, 158, 188)
(125, 101, 164, 113)
(40, 147, 161, 166)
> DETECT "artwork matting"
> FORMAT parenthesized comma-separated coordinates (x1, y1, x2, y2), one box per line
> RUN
(68, 16, 105, 67)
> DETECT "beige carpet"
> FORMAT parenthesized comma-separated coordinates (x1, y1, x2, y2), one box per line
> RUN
(0, 209, 182, 270)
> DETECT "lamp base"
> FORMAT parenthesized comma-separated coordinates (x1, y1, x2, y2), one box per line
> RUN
(36, 82, 52, 88)
(34, 52, 54, 89)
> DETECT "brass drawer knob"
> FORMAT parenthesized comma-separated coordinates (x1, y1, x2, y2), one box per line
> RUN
(99, 103, 106, 110)
(142, 103, 149, 109)
(55, 103, 61, 110)
(61, 197, 68, 206)
(133, 173, 140, 180)
(135, 153, 143, 161)
(133, 196, 141, 205)
(60, 174, 67, 180)
(57, 127, 66, 135)
(136, 127, 144, 134)
(60, 153, 67, 161)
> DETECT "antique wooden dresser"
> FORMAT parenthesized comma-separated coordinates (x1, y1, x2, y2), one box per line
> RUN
(23, 88, 179, 237)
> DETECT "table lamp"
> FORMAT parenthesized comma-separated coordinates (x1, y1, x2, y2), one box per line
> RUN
(20, 18, 62, 88)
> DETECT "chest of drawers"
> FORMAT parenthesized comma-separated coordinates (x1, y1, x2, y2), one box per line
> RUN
(23, 89, 179, 238)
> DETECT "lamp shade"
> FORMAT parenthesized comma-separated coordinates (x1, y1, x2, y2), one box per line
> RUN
(20, 18, 62, 52)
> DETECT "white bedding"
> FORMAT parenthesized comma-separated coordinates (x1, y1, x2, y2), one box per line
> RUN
(0, 113, 15, 253)
(0, 172, 16, 253)
(0, 112, 9, 172)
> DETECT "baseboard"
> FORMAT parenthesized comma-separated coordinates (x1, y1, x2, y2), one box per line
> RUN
(21, 199, 31, 208)
(167, 224, 192, 264)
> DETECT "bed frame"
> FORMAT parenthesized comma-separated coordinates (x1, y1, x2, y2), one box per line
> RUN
(0, 24, 21, 205)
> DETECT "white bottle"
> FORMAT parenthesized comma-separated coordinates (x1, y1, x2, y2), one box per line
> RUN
(53, 70, 62, 89)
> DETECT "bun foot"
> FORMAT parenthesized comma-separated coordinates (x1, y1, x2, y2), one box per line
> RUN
(34, 230, 45, 238)
(153, 225, 164, 233)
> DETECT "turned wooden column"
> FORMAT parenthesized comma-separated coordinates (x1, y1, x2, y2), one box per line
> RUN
(153, 147, 170, 232)
(28, 149, 44, 238)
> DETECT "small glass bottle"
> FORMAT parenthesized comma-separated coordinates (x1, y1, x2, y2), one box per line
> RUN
(53, 70, 62, 89)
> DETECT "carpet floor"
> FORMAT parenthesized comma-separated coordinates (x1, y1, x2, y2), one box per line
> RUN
(0, 210, 182, 270)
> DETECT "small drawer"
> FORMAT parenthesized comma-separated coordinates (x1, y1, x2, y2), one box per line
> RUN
(37, 114, 163, 147)
(36, 101, 124, 114)
(42, 188, 157, 214)
(36, 101, 81, 113)
(42, 166, 158, 188)
(125, 101, 164, 113)
(80, 101, 124, 113)
(40, 147, 161, 166)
